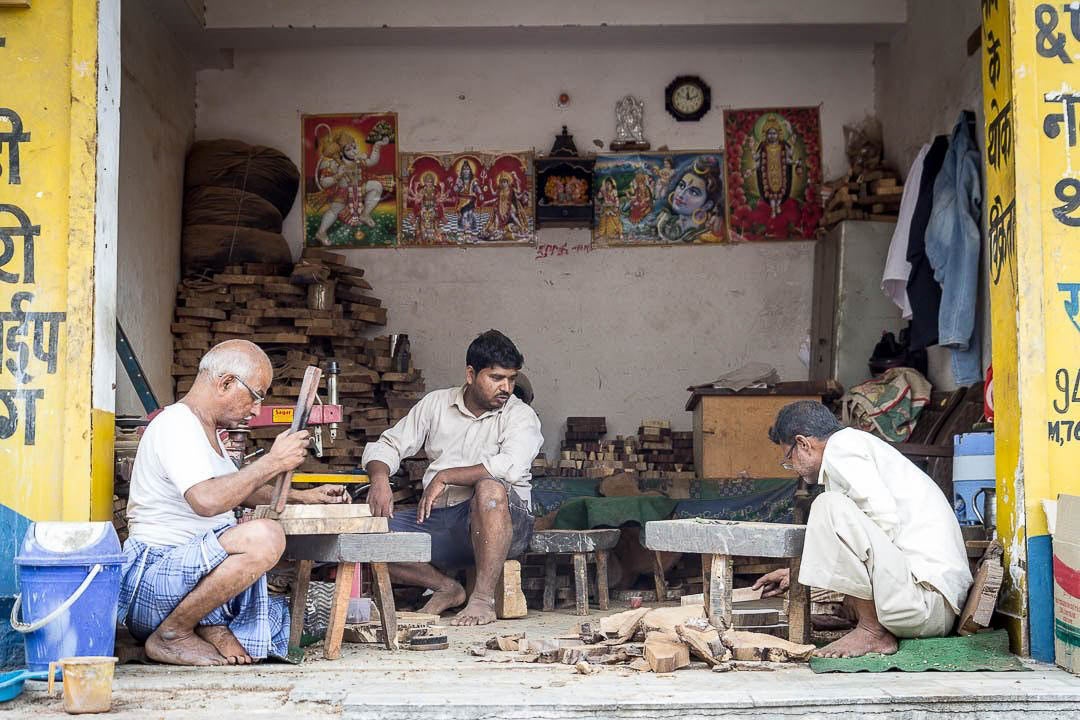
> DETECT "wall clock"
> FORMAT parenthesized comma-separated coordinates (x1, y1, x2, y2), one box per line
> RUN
(665, 76, 710, 122)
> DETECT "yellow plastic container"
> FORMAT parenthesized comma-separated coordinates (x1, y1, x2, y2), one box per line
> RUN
(47, 656, 118, 714)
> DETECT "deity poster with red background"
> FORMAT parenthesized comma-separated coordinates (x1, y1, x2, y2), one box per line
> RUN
(724, 107, 823, 241)
(400, 152, 534, 246)
(301, 113, 399, 248)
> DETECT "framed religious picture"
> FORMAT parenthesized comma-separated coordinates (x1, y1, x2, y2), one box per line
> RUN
(592, 152, 727, 245)
(301, 112, 399, 248)
(724, 107, 823, 241)
(535, 126, 594, 228)
(400, 151, 535, 246)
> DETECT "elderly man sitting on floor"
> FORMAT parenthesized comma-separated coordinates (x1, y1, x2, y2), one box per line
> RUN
(753, 401, 973, 658)
(119, 340, 348, 666)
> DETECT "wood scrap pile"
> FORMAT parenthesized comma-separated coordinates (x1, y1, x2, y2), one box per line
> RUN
(476, 604, 814, 674)
(531, 417, 694, 482)
(170, 248, 428, 473)
(819, 167, 904, 230)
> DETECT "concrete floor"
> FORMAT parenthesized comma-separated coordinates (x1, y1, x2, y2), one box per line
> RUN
(3, 608, 1079, 719)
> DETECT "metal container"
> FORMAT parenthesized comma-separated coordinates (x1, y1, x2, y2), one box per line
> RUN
(307, 280, 336, 311)
(974, 486, 997, 537)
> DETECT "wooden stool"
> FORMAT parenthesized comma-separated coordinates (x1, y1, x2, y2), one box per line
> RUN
(644, 519, 810, 644)
(528, 529, 621, 615)
(285, 532, 431, 659)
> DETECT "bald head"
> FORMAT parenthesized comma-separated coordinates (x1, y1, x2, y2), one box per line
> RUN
(198, 339, 271, 383)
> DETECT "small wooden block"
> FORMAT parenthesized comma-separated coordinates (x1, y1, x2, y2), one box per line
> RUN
(495, 560, 528, 619)
(644, 631, 690, 673)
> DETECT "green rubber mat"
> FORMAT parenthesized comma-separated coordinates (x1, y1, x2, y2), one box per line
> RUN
(809, 630, 1029, 673)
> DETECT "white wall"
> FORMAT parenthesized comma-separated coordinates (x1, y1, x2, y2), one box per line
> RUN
(875, 0, 982, 180)
(195, 39, 875, 455)
(115, 2, 195, 414)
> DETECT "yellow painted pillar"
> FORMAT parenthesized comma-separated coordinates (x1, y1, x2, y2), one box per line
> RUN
(0, 0, 119, 653)
(983, 0, 1080, 661)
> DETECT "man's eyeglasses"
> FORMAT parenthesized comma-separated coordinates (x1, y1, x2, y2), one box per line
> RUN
(234, 375, 266, 404)
(780, 443, 796, 471)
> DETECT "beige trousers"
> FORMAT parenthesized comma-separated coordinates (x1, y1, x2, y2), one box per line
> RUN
(798, 491, 956, 639)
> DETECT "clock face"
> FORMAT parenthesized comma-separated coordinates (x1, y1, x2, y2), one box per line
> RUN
(672, 83, 705, 114)
(665, 76, 710, 121)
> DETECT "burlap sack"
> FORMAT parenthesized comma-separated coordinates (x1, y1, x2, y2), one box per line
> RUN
(185, 139, 300, 218)
(182, 223, 293, 275)
(183, 186, 283, 232)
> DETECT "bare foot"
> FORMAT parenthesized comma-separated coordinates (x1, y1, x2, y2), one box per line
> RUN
(450, 595, 497, 627)
(145, 627, 227, 666)
(418, 582, 467, 616)
(814, 624, 898, 658)
(196, 625, 253, 665)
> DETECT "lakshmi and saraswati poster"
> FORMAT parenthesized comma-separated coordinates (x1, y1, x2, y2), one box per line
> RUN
(724, 107, 823, 242)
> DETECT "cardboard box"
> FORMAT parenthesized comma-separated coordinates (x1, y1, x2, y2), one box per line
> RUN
(1055, 494, 1080, 674)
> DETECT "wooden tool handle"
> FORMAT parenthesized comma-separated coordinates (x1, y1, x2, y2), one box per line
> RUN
(269, 365, 323, 513)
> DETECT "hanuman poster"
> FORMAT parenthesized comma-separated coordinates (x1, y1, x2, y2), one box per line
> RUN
(400, 152, 535, 246)
(302, 113, 399, 248)
(592, 152, 727, 245)
(724, 107, 823, 241)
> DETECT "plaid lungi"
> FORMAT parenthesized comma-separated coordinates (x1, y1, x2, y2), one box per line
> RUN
(117, 524, 289, 659)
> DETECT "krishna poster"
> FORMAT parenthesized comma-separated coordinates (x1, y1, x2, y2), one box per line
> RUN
(400, 152, 534, 246)
(302, 113, 399, 248)
(724, 107, 823, 241)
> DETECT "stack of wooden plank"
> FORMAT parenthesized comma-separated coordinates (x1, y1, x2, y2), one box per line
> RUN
(563, 417, 607, 446)
(169, 248, 427, 474)
(636, 421, 694, 480)
(533, 417, 694, 482)
(819, 167, 904, 230)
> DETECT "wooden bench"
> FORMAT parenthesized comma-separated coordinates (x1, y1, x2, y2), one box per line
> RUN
(285, 532, 431, 659)
(528, 529, 621, 615)
(644, 519, 810, 644)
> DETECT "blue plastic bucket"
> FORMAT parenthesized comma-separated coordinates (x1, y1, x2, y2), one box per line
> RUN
(953, 433, 995, 526)
(11, 523, 124, 672)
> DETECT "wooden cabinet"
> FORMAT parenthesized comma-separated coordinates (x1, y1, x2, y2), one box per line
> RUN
(686, 382, 837, 479)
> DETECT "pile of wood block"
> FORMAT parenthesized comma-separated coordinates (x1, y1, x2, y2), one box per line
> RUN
(533, 417, 695, 482)
(169, 248, 427, 473)
(636, 420, 694, 479)
(819, 167, 904, 230)
(475, 604, 815, 674)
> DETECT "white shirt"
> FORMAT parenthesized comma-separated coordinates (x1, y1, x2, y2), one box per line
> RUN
(818, 427, 973, 613)
(126, 403, 238, 546)
(361, 386, 543, 507)
(882, 142, 931, 320)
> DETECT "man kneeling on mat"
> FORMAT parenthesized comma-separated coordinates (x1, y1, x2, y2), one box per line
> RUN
(363, 330, 543, 626)
(120, 340, 348, 666)
(753, 401, 972, 658)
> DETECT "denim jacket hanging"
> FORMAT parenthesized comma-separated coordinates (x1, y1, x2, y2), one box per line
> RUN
(926, 111, 983, 386)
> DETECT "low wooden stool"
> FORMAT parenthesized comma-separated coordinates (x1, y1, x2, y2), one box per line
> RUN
(285, 532, 431, 659)
(528, 529, 621, 615)
(644, 519, 810, 644)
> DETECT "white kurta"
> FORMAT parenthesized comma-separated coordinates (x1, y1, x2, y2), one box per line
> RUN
(798, 428, 973, 637)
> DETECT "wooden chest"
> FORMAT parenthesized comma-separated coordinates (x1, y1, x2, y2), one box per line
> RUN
(686, 382, 837, 479)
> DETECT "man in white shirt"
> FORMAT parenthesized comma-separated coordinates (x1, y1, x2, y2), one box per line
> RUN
(754, 401, 972, 657)
(363, 330, 543, 626)
(120, 340, 347, 666)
